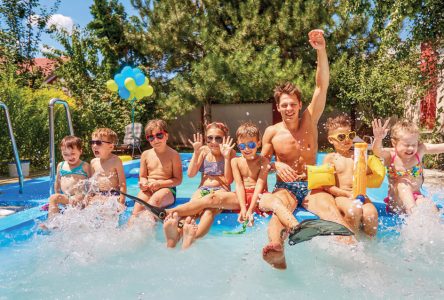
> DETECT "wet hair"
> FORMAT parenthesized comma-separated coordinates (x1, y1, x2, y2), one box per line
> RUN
(325, 114, 352, 134)
(206, 121, 229, 136)
(391, 119, 419, 141)
(60, 135, 82, 151)
(145, 119, 168, 135)
(236, 122, 261, 141)
(274, 82, 302, 105)
(92, 128, 118, 144)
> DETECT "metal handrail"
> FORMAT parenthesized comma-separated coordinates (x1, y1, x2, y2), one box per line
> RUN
(48, 98, 74, 194)
(0, 101, 24, 193)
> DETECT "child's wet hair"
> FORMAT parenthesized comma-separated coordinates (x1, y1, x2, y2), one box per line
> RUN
(145, 119, 168, 135)
(274, 82, 302, 105)
(206, 122, 229, 136)
(391, 119, 419, 141)
(92, 128, 118, 144)
(60, 135, 82, 150)
(236, 122, 261, 141)
(325, 114, 351, 134)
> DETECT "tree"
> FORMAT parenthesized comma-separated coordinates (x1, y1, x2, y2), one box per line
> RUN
(130, 0, 371, 123)
(0, 0, 59, 86)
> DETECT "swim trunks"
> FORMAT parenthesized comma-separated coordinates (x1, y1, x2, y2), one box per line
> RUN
(273, 181, 310, 206)
(244, 187, 269, 217)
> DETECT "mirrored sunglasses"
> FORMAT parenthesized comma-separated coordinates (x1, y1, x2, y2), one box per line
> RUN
(238, 141, 257, 151)
(146, 131, 166, 142)
(206, 135, 223, 144)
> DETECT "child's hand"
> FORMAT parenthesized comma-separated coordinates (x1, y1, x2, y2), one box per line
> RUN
(139, 181, 149, 191)
(245, 212, 255, 227)
(237, 208, 247, 223)
(308, 29, 326, 50)
(220, 136, 235, 159)
(147, 181, 160, 192)
(372, 119, 390, 140)
(188, 132, 204, 152)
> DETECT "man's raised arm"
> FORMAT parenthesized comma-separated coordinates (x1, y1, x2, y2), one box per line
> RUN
(306, 29, 329, 124)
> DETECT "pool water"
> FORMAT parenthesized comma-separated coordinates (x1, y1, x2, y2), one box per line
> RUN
(1, 154, 444, 299)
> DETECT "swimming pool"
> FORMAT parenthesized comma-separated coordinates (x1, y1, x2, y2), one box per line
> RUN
(1, 153, 443, 299)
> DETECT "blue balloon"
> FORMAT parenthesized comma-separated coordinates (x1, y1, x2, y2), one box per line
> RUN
(114, 74, 125, 88)
(118, 87, 130, 99)
(122, 66, 134, 78)
(134, 73, 146, 86)
(133, 68, 142, 75)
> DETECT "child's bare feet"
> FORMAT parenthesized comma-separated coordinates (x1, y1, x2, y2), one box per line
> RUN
(262, 242, 287, 270)
(182, 217, 198, 250)
(163, 212, 180, 248)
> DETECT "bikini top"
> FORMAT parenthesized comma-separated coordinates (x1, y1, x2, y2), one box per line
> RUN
(59, 161, 88, 177)
(199, 158, 225, 176)
(387, 153, 423, 180)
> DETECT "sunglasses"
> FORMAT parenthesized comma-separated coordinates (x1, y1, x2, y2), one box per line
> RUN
(89, 140, 113, 146)
(238, 141, 257, 151)
(146, 131, 167, 142)
(329, 131, 356, 142)
(206, 135, 223, 144)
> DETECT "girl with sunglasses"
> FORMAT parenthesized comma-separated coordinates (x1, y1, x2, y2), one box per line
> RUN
(323, 115, 378, 236)
(163, 121, 236, 249)
(164, 122, 269, 237)
(129, 119, 182, 225)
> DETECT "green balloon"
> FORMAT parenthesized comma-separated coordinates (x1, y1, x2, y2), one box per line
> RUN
(106, 80, 118, 92)
(124, 77, 136, 91)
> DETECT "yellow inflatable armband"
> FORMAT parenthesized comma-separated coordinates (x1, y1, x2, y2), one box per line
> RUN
(366, 155, 386, 188)
(118, 155, 133, 162)
(307, 164, 336, 190)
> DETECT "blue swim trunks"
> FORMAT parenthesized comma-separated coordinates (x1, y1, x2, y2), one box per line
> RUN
(273, 181, 310, 206)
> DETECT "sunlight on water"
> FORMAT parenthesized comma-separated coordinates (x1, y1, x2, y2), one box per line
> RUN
(1, 203, 444, 299)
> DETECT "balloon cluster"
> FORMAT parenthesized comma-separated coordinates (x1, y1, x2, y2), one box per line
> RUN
(106, 66, 154, 101)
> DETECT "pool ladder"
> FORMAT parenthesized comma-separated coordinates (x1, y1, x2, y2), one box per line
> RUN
(0, 101, 24, 193)
(48, 98, 74, 195)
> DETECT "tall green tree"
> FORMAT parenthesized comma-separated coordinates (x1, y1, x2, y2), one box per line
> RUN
(130, 0, 370, 123)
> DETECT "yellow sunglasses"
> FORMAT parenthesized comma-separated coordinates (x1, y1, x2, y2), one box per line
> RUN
(329, 131, 356, 142)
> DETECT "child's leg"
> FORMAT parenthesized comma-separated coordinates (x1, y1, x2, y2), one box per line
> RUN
(167, 191, 239, 217)
(163, 212, 181, 248)
(195, 208, 221, 239)
(393, 181, 416, 214)
(259, 190, 298, 228)
(362, 202, 378, 236)
(413, 196, 438, 213)
(48, 193, 69, 219)
(334, 196, 363, 233)
(147, 188, 175, 207)
(182, 217, 198, 250)
(128, 190, 152, 224)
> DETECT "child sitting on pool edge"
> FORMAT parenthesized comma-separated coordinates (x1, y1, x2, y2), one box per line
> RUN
(163, 122, 269, 248)
(128, 119, 182, 225)
(323, 114, 378, 236)
(89, 128, 127, 207)
(163, 121, 236, 249)
(372, 118, 444, 215)
(44, 136, 91, 222)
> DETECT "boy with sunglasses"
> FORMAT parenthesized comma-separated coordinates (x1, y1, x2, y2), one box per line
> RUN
(129, 119, 182, 225)
(89, 128, 127, 206)
(323, 115, 378, 236)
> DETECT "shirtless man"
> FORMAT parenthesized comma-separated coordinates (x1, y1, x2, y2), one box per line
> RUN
(259, 29, 354, 269)
(129, 119, 182, 224)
